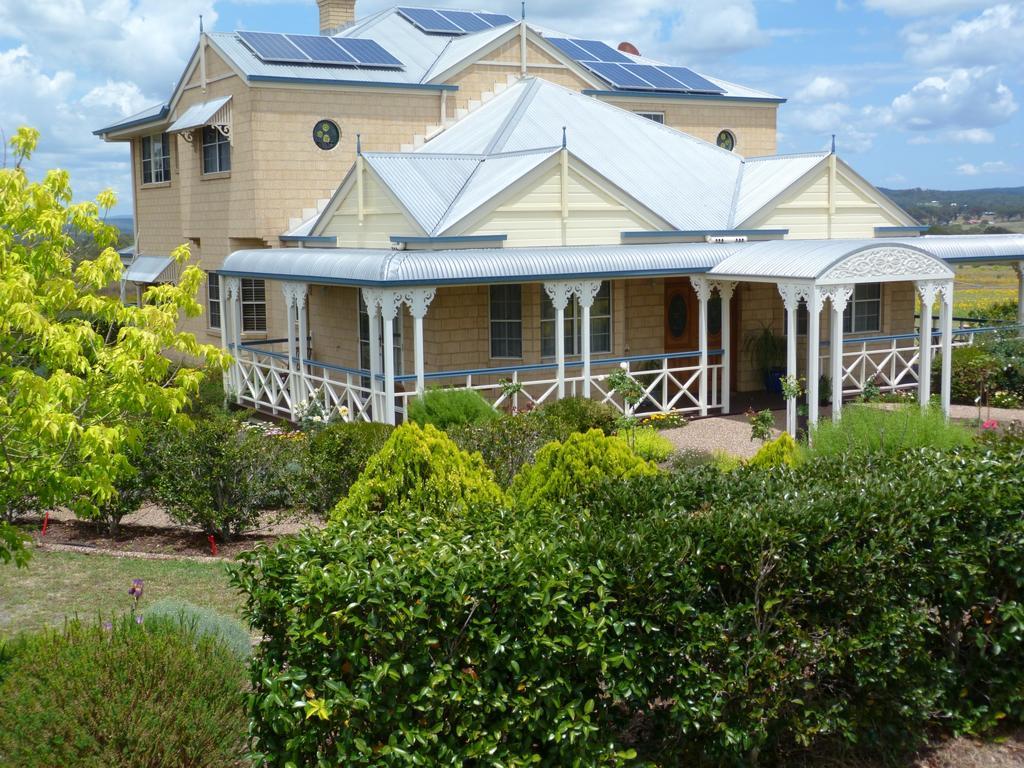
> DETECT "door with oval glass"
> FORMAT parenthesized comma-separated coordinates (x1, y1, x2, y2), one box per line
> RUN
(664, 280, 725, 404)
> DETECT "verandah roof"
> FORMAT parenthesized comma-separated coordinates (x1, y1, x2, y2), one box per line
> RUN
(218, 234, 1024, 288)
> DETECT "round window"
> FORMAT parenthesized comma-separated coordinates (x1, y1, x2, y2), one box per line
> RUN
(708, 295, 722, 336)
(668, 293, 688, 338)
(313, 120, 341, 151)
(716, 130, 736, 152)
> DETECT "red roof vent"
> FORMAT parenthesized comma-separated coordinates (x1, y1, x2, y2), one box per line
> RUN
(617, 41, 640, 56)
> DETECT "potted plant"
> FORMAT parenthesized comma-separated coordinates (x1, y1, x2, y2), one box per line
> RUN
(745, 323, 787, 394)
(781, 375, 809, 439)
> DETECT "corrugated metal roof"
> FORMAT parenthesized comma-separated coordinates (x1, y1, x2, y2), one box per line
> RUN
(94, 102, 169, 135)
(732, 153, 828, 225)
(419, 23, 518, 82)
(123, 255, 176, 284)
(364, 153, 480, 232)
(168, 96, 231, 132)
(221, 235, 1024, 287)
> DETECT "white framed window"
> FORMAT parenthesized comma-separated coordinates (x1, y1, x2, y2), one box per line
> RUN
(207, 278, 222, 330)
(843, 283, 882, 334)
(489, 284, 523, 359)
(635, 111, 665, 124)
(358, 293, 403, 375)
(202, 126, 231, 174)
(141, 133, 171, 184)
(240, 278, 266, 333)
(541, 283, 612, 357)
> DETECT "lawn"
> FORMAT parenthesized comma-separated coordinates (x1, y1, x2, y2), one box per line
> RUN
(0, 549, 242, 636)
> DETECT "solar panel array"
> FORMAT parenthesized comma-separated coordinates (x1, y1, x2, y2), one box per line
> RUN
(546, 37, 725, 94)
(397, 7, 517, 35)
(237, 30, 403, 69)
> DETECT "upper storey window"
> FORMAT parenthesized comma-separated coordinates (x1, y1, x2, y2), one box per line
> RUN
(141, 133, 171, 184)
(202, 126, 231, 174)
(716, 130, 736, 152)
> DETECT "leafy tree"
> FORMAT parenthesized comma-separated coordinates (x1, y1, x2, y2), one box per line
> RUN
(0, 127, 228, 565)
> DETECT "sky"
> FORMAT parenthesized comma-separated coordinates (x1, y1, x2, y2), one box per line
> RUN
(0, 0, 1021, 215)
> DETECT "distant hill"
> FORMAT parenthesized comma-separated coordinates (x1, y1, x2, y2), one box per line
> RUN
(879, 186, 1024, 224)
(105, 215, 134, 237)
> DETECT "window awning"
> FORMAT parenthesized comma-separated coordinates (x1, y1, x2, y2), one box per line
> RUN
(167, 95, 232, 137)
(123, 255, 176, 284)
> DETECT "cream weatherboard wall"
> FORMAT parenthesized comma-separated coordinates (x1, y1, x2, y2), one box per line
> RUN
(320, 170, 420, 246)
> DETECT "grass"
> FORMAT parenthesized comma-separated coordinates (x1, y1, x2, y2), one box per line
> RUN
(806, 403, 974, 459)
(0, 549, 242, 637)
(954, 263, 1019, 317)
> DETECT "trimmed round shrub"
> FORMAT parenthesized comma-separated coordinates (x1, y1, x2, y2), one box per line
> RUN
(448, 412, 548, 487)
(297, 421, 393, 515)
(536, 396, 620, 441)
(143, 598, 252, 660)
(511, 428, 658, 510)
(626, 426, 675, 463)
(748, 431, 799, 469)
(408, 388, 498, 430)
(333, 421, 505, 520)
(0, 616, 248, 767)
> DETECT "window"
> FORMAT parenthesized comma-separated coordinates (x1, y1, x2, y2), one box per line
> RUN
(141, 133, 171, 184)
(207, 278, 221, 330)
(716, 130, 736, 152)
(202, 126, 231, 174)
(541, 283, 612, 357)
(635, 111, 665, 124)
(490, 284, 522, 358)
(843, 283, 881, 334)
(240, 278, 266, 333)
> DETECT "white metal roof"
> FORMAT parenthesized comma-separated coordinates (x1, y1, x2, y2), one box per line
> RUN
(123, 255, 176, 284)
(167, 96, 231, 133)
(732, 153, 828, 224)
(221, 235, 1024, 287)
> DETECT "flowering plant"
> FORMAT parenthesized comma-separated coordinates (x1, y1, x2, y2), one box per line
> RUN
(608, 363, 645, 415)
(294, 387, 350, 431)
(128, 578, 144, 623)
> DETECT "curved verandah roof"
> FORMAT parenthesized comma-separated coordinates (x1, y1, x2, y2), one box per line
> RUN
(219, 234, 1024, 288)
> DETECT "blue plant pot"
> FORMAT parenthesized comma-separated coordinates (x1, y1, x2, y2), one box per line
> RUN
(764, 368, 785, 394)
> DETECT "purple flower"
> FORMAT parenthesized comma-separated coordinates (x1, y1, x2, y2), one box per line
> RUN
(135, 614, 144, 625)
(128, 578, 144, 599)
(102, 621, 113, 632)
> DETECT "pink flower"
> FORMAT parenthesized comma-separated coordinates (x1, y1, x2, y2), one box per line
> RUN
(982, 419, 999, 430)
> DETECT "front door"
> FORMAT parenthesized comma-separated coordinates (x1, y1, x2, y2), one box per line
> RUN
(664, 280, 729, 409)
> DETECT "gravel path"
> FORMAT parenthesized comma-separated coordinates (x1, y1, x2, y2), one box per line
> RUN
(661, 414, 781, 460)
(44, 503, 321, 536)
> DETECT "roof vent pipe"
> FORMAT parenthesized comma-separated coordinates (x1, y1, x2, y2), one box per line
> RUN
(317, 0, 356, 34)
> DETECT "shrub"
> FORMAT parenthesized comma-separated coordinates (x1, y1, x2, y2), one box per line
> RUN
(296, 421, 393, 515)
(626, 426, 675, 463)
(806, 404, 973, 459)
(333, 421, 505, 520)
(153, 410, 296, 539)
(934, 345, 1001, 404)
(511, 429, 658, 510)
(448, 412, 548, 487)
(748, 432, 799, 469)
(234, 435, 1024, 765)
(536, 396, 620, 441)
(143, 598, 252, 660)
(408, 388, 498, 430)
(0, 616, 247, 767)
(963, 299, 1018, 326)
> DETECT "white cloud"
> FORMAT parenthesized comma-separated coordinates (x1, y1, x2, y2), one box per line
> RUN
(956, 160, 1013, 175)
(861, 0, 993, 16)
(795, 76, 849, 102)
(786, 101, 877, 152)
(904, 4, 1024, 69)
(82, 80, 150, 117)
(889, 67, 1018, 130)
(908, 128, 996, 144)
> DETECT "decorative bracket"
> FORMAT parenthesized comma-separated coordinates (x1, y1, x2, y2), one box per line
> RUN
(778, 283, 810, 312)
(690, 276, 713, 303)
(818, 284, 853, 314)
(543, 281, 575, 311)
(711, 280, 737, 301)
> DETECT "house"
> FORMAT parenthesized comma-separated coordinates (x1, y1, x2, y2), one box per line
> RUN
(95, 1, 1024, 432)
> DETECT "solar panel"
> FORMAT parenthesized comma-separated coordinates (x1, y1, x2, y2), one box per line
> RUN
(571, 39, 632, 63)
(546, 37, 593, 60)
(334, 38, 404, 68)
(659, 66, 725, 93)
(475, 12, 517, 27)
(238, 31, 310, 63)
(622, 64, 684, 90)
(438, 10, 491, 32)
(585, 62, 654, 89)
(397, 7, 463, 33)
(285, 34, 357, 64)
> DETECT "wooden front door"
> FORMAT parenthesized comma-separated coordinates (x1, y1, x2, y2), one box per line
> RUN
(664, 280, 723, 359)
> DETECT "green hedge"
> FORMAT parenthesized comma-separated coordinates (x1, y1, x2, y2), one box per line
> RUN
(297, 421, 393, 515)
(408, 388, 498, 430)
(234, 431, 1024, 766)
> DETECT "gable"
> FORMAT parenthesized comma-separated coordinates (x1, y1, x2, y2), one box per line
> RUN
(319, 168, 423, 247)
(458, 163, 661, 246)
(740, 158, 916, 239)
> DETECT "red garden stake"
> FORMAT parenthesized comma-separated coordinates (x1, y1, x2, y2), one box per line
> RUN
(41, 511, 49, 536)
(208, 535, 218, 556)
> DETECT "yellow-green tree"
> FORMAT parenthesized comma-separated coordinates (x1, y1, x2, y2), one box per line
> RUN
(0, 127, 229, 565)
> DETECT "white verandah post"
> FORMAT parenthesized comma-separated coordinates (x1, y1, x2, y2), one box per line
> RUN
(544, 282, 574, 401)
(939, 280, 954, 419)
(577, 280, 602, 398)
(221, 275, 241, 401)
(714, 281, 736, 415)
(282, 284, 297, 406)
(807, 287, 822, 430)
(407, 288, 437, 396)
(827, 285, 853, 423)
(691, 277, 712, 417)
(362, 289, 383, 423)
(917, 281, 938, 410)
(380, 291, 401, 426)
(778, 284, 805, 436)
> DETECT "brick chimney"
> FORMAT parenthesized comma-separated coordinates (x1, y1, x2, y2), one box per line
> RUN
(317, 0, 356, 34)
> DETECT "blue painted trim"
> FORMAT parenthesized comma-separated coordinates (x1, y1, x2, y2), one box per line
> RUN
(583, 88, 786, 104)
(93, 105, 170, 136)
(390, 234, 508, 244)
(246, 75, 458, 91)
(279, 235, 337, 243)
(622, 229, 789, 239)
(945, 254, 1024, 264)
(217, 264, 711, 287)
(875, 226, 929, 232)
